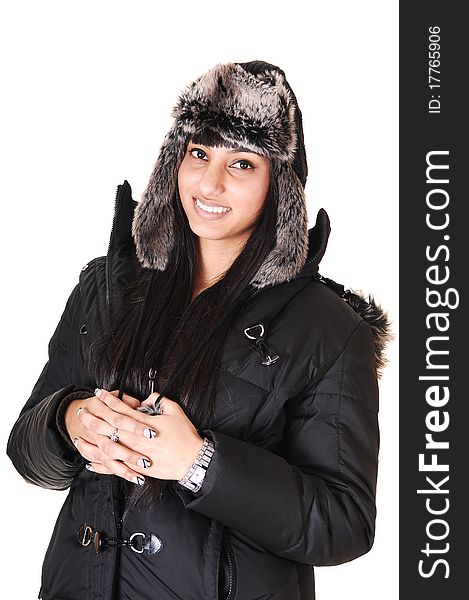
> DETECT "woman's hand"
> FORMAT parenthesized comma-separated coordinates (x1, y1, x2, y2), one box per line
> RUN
(98, 389, 205, 481)
(65, 389, 204, 485)
(64, 390, 154, 484)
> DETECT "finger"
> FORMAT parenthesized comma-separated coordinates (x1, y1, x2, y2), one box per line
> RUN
(77, 406, 116, 437)
(95, 388, 142, 418)
(72, 436, 100, 462)
(86, 461, 145, 485)
(109, 389, 140, 410)
(79, 399, 155, 439)
(98, 437, 152, 469)
(85, 461, 113, 475)
(75, 432, 152, 468)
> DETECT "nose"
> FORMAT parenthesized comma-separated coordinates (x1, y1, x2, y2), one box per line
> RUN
(198, 160, 225, 198)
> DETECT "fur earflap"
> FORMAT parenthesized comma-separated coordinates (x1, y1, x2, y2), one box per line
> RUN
(131, 61, 309, 289)
(250, 162, 308, 288)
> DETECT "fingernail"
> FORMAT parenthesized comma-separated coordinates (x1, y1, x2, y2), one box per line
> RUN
(137, 458, 151, 468)
(143, 428, 157, 439)
(132, 476, 145, 486)
(94, 388, 102, 398)
(85, 462, 93, 471)
(72, 437, 79, 447)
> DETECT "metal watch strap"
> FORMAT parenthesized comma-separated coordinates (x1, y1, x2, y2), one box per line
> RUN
(178, 437, 215, 493)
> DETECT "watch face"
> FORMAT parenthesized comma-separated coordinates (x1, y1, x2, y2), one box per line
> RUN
(191, 466, 206, 485)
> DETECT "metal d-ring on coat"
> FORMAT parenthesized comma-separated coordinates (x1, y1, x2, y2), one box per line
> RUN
(243, 323, 280, 366)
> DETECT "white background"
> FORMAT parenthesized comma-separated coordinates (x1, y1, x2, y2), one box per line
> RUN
(0, 1, 398, 598)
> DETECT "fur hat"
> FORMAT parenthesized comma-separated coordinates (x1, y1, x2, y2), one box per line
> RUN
(132, 60, 309, 289)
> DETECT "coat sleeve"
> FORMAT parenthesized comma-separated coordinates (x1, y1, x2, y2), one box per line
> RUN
(6, 282, 95, 490)
(175, 319, 380, 566)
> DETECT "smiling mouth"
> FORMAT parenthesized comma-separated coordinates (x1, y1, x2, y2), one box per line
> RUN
(193, 197, 232, 215)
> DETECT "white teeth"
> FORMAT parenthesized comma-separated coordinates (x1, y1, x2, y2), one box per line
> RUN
(195, 198, 231, 214)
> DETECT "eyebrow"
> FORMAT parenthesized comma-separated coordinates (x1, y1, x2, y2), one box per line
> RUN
(227, 146, 258, 155)
(189, 142, 260, 156)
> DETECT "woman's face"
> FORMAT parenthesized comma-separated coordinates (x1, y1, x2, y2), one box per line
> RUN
(177, 140, 271, 246)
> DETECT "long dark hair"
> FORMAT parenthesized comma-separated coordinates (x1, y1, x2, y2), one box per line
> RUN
(87, 128, 279, 508)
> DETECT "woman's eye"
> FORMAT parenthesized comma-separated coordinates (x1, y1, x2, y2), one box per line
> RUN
(188, 148, 253, 170)
(233, 159, 253, 170)
(189, 148, 207, 160)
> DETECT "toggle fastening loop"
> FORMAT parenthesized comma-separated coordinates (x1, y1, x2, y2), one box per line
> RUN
(76, 523, 163, 555)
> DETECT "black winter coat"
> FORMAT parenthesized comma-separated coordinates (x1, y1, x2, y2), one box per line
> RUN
(7, 181, 387, 600)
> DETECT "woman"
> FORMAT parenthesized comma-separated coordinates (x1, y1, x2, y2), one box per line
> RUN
(7, 60, 389, 600)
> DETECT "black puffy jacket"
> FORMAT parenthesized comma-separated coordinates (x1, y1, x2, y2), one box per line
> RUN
(7, 181, 388, 600)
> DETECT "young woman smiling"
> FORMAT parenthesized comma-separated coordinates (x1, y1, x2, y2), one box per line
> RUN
(7, 60, 390, 600)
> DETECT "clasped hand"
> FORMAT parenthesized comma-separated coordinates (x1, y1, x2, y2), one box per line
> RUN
(64, 389, 204, 485)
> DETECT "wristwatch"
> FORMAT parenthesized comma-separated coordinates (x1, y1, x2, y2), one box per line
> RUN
(178, 437, 215, 493)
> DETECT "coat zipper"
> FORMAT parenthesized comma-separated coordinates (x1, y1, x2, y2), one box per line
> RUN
(218, 535, 235, 600)
(224, 542, 234, 600)
(110, 477, 124, 600)
(105, 184, 121, 324)
(106, 183, 124, 600)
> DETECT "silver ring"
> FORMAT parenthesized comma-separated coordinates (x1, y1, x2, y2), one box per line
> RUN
(109, 427, 119, 443)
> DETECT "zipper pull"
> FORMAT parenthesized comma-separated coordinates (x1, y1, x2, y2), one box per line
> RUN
(148, 368, 157, 394)
(243, 323, 280, 366)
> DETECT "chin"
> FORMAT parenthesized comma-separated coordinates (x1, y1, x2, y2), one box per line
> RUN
(184, 214, 229, 239)
(189, 224, 229, 241)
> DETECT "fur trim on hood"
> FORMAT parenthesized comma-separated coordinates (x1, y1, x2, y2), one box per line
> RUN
(315, 274, 392, 379)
